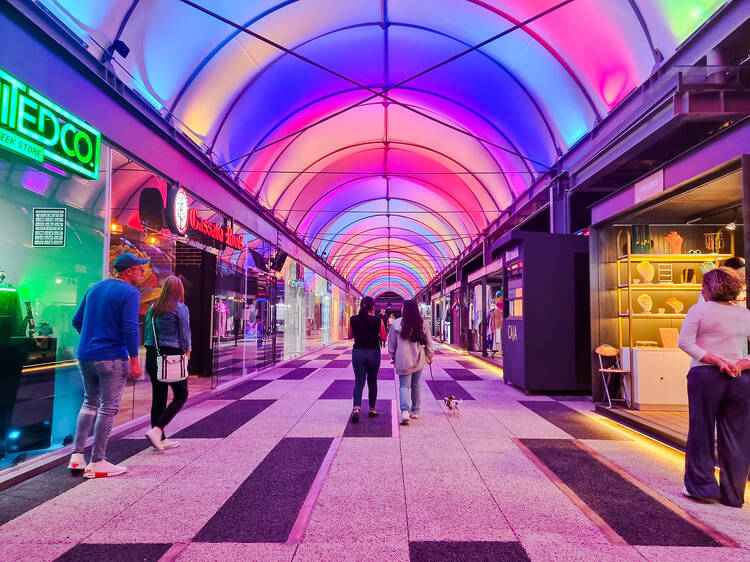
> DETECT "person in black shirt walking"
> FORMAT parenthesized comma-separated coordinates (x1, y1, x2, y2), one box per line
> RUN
(348, 296, 386, 422)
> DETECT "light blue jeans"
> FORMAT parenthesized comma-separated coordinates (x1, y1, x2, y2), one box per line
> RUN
(399, 368, 423, 414)
(73, 359, 129, 462)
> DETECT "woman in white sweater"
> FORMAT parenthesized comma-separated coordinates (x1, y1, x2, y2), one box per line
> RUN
(388, 300, 433, 425)
(678, 267, 750, 508)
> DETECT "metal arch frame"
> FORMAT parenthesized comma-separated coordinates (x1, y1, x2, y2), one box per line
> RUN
(350, 255, 438, 284)
(274, 142, 495, 227)
(319, 224, 458, 275)
(352, 260, 431, 287)
(324, 224, 457, 273)
(207, 21, 565, 162)
(163, 1, 601, 148)
(363, 278, 415, 298)
(625, 0, 661, 64)
(311, 206, 466, 260)
(331, 237, 446, 278)
(286, 172, 486, 239)
(235, 85, 535, 193)
(266, 138, 504, 221)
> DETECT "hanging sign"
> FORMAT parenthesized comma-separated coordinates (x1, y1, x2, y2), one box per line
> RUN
(188, 209, 243, 251)
(634, 169, 664, 204)
(166, 186, 243, 250)
(32, 207, 66, 247)
(504, 246, 520, 263)
(0, 67, 101, 179)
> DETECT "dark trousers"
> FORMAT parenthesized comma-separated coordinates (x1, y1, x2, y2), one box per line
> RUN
(146, 346, 189, 439)
(352, 348, 380, 409)
(685, 366, 750, 507)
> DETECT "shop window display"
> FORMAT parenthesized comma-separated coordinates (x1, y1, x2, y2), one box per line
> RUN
(0, 150, 109, 469)
(599, 222, 744, 410)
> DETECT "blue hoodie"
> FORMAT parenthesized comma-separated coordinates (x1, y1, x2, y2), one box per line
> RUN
(72, 278, 141, 360)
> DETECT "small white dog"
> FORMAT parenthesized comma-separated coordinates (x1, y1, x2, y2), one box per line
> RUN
(444, 395, 462, 416)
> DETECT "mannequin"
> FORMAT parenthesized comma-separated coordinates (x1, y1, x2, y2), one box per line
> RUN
(489, 290, 503, 356)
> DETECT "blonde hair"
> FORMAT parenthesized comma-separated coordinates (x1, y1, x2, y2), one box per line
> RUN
(152, 276, 185, 317)
(702, 267, 743, 302)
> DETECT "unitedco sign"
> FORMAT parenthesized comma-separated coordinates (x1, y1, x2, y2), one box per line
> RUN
(0, 67, 101, 179)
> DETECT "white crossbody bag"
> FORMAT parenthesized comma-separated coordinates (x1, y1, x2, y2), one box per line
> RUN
(150, 308, 188, 383)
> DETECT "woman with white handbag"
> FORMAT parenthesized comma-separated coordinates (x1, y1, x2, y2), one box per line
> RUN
(144, 276, 191, 451)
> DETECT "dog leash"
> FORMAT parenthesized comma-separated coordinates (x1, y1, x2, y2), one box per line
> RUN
(428, 361, 459, 412)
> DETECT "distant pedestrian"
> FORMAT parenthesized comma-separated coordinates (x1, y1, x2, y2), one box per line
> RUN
(678, 268, 750, 507)
(378, 308, 388, 347)
(388, 313, 395, 328)
(389, 299, 433, 425)
(68, 253, 147, 478)
(144, 276, 191, 452)
(348, 296, 386, 423)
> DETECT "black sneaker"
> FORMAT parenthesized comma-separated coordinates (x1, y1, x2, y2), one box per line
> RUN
(368, 410, 378, 417)
(352, 410, 360, 423)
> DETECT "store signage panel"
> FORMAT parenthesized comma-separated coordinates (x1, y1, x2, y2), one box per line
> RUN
(504, 246, 520, 263)
(634, 169, 664, 204)
(0, 68, 101, 180)
(32, 207, 66, 247)
(166, 186, 243, 250)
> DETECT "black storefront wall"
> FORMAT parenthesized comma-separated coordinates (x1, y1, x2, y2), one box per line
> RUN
(495, 231, 591, 393)
(176, 241, 216, 377)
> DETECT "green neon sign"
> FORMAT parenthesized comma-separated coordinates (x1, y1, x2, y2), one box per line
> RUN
(0, 67, 101, 179)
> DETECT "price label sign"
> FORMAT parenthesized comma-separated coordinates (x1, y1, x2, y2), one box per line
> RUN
(33, 207, 66, 247)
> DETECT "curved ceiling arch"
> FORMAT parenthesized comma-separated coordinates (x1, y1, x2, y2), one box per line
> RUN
(287, 175, 485, 241)
(235, 86, 536, 193)
(38, 0, 731, 297)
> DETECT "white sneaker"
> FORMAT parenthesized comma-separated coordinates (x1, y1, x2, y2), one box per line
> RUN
(83, 460, 127, 479)
(67, 452, 86, 471)
(410, 412, 420, 419)
(160, 439, 180, 450)
(145, 427, 165, 451)
(401, 410, 410, 425)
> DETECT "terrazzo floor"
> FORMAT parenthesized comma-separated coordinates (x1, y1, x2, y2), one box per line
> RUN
(1, 343, 749, 562)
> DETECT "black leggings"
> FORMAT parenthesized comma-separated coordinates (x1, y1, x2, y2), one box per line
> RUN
(146, 346, 189, 439)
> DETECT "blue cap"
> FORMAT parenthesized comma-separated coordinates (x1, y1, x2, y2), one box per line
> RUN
(113, 252, 149, 272)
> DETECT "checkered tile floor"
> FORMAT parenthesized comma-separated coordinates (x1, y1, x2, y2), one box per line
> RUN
(1, 343, 748, 561)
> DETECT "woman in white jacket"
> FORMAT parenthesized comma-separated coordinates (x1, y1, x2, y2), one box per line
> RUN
(388, 300, 434, 425)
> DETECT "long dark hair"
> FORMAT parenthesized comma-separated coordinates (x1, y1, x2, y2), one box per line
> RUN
(152, 276, 184, 318)
(358, 296, 375, 316)
(400, 299, 426, 344)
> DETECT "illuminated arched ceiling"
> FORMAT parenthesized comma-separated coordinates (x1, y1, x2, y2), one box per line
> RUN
(41, 0, 727, 298)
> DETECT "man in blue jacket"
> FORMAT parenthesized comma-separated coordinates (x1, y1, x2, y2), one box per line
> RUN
(67, 253, 147, 478)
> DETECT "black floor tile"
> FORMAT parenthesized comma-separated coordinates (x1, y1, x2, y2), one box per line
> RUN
(173, 400, 274, 438)
(519, 401, 627, 440)
(443, 368, 482, 381)
(194, 437, 333, 543)
(56, 543, 172, 561)
(215, 379, 272, 400)
(409, 541, 530, 562)
(279, 367, 317, 380)
(323, 359, 351, 369)
(425, 380, 474, 401)
(343, 399, 392, 437)
(319, 380, 355, 399)
(520, 439, 721, 546)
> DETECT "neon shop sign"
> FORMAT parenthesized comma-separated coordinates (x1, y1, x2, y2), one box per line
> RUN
(188, 209, 244, 251)
(0, 67, 101, 179)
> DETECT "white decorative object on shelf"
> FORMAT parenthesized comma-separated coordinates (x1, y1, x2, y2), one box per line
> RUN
(657, 263, 672, 283)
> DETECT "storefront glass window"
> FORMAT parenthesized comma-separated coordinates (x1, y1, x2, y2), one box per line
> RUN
(1, 147, 110, 471)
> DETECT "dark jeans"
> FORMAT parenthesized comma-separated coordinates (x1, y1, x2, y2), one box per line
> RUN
(146, 346, 188, 439)
(685, 365, 750, 507)
(352, 348, 380, 409)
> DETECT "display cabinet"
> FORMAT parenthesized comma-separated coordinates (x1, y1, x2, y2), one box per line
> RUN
(615, 228, 732, 409)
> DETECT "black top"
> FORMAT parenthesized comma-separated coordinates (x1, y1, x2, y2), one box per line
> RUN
(350, 314, 381, 350)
